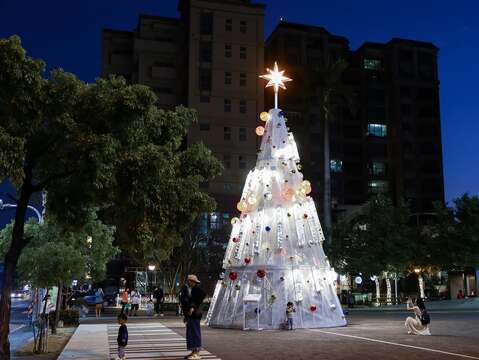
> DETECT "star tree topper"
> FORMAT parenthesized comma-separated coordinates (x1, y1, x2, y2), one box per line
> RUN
(259, 62, 292, 109)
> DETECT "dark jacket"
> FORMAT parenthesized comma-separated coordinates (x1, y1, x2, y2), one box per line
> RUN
(153, 288, 164, 301)
(117, 324, 128, 347)
(180, 284, 206, 319)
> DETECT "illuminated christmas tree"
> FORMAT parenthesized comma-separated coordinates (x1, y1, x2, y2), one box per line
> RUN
(206, 63, 346, 330)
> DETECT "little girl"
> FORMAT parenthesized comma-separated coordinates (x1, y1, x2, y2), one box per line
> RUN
(146, 299, 154, 317)
(286, 302, 296, 330)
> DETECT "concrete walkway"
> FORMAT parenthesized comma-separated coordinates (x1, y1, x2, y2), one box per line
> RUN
(59, 322, 221, 360)
(57, 324, 109, 360)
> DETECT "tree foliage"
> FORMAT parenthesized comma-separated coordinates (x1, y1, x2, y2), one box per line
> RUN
(0, 35, 222, 357)
(327, 194, 412, 277)
(0, 212, 117, 287)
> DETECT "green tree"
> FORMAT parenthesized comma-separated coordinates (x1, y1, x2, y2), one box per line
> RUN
(310, 58, 356, 242)
(413, 194, 479, 271)
(328, 195, 413, 278)
(0, 36, 222, 358)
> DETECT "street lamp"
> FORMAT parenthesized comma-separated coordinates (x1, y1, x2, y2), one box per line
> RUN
(148, 264, 156, 271)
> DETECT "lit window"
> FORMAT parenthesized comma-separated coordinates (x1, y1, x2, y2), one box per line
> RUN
(225, 19, 232, 32)
(368, 180, 389, 194)
(370, 161, 386, 176)
(225, 44, 232, 58)
(239, 156, 246, 169)
(224, 99, 231, 112)
(239, 127, 247, 141)
(240, 99, 247, 114)
(363, 58, 381, 71)
(330, 159, 343, 173)
(224, 127, 231, 140)
(240, 46, 247, 59)
(225, 72, 232, 85)
(367, 123, 387, 137)
(240, 20, 247, 33)
(240, 73, 247, 86)
(199, 123, 210, 131)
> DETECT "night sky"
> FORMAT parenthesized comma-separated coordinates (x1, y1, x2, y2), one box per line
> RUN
(0, 0, 478, 204)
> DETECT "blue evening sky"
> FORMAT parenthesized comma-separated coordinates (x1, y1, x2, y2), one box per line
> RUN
(0, 0, 478, 204)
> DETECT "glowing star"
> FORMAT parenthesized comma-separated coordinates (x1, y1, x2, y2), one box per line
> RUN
(259, 62, 292, 109)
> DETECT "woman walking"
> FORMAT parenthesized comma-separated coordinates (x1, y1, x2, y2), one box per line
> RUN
(405, 297, 431, 335)
(95, 288, 104, 318)
(180, 274, 206, 360)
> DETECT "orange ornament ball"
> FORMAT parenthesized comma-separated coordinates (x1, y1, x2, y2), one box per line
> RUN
(256, 126, 265, 136)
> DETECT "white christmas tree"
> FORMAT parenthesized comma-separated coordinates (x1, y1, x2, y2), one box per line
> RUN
(206, 63, 346, 330)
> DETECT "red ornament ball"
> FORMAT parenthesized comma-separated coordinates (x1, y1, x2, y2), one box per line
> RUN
(244, 256, 252, 264)
(256, 269, 266, 278)
(303, 213, 308, 219)
(232, 237, 240, 243)
(229, 272, 238, 281)
(310, 304, 317, 312)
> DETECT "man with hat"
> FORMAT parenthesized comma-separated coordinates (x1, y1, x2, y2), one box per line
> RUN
(179, 274, 206, 360)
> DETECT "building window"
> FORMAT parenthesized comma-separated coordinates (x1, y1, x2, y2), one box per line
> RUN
(240, 46, 247, 59)
(224, 99, 231, 112)
(240, 20, 247, 33)
(224, 183, 234, 192)
(200, 95, 210, 103)
(225, 72, 232, 85)
(240, 100, 247, 114)
(239, 127, 247, 141)
(223, 154, 231, 168)
(153, 87, 173, 94)
(200, 13, 213, 35)
(225, 19, 232, 32)
(199, 123, 210, 131)
(368, 180, 389, 194)
(238, 156, 246, 169)
(330, 160, 343, 173)
(363, 58, 381, 71)
(369, 161, 387, 176)
(200, 41, 212, 62)
(367, 123, 387, 137)
(224, 126, 231, 140)
(240, 73, 247, 86)
(225, 44, 232, 58)
(199, 68, 212, 91)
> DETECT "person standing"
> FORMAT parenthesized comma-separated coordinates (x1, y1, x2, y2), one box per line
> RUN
(285, 302, 296, 330)
(95, 288, 104, 319)
(153, 287, 164, 317)
(180, 275, 206, 360)
(405, 297, 431, 335)
(457, 289, 465, 299)
(129, 290, 141, 316)
(120, 288, 129, 315)
(116, 314, 128, 360)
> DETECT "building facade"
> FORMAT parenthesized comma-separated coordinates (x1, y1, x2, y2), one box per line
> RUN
(102, 0, 265, 226)
(265, 22, 444, 220)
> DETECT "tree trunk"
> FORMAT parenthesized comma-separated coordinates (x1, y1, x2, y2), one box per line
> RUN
(374, 277, 381, 306)
(53, 283, 63, 335)
(323, 118, 332, 243)
(0, 182, 32, 359)
(386, 277, 392, 305)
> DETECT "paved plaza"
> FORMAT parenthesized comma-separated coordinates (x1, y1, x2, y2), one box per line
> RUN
(60, 308, 479, 360)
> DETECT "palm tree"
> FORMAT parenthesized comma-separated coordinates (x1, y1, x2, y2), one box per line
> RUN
(311, 58, 356, 243)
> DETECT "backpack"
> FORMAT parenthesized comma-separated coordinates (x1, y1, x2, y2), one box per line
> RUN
(420, 309, 430, 325)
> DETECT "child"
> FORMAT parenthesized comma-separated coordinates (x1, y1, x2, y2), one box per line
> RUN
(146, 299, 154, 317)
(116, 314, 128, 360)
(286, 302, 296, 330)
